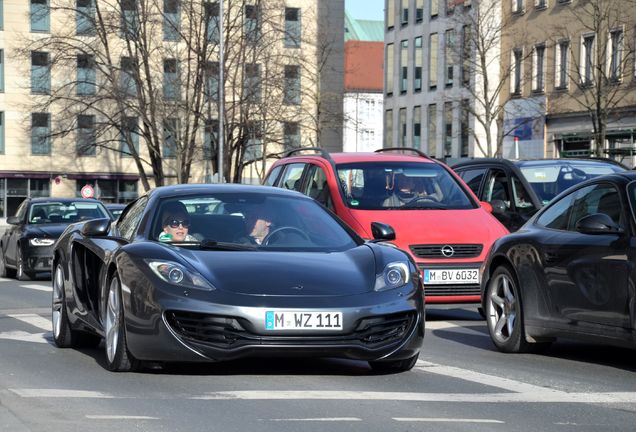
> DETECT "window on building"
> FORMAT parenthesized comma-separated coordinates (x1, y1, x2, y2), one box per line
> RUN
(385, 109, 393, 147)
(512, 0, 524, 13)
(77, 54, 96, 96)
(511, 48, 522, 95)
(30, 179, 50, 198)
(532, 44, 545, 92)
(245, 4, 260, 45)
(31, 113, 50, 155)
(120, 56, 137, 97)
(0, 112, 4, 154)
(414, 37, 422, 91)
(205, 61, 219, 101)
(284, 7, 301, 48)
(461, 100, 470, 157)
(163, 0, 180, 41)
(415, 0, 424, 21)
(76, 0, 95, 36)
(444, 101, 453, 158)
(31, 0, 50, 32)
(0, 49, 4, 92)
(462, 25, 471, 87)
(400, 40, 408, 93)
(446, 0, 457, 14)
(430, 0, 438, 18)
(401, 0, 409, 25)
(429, 33, 438, 89)
(244, 122, 262, 161)
(609, 28, 623, 82)
(118, 180, 138, 203)
(204, 2, 220, 43)
(120, 116, 139, 157)
(581, 33, 595, 86)
(399, 108, 407, 146)
(204, 119, 218, 159)
(163, 58, 179, 100)
(386, 43, 394, 95)
(77, 114, 96, 156)
(283, 122, 300, 151)
(244, 63, 261, 102)
(121, 0, 138, 37)
(163, 118, 178, 158)
(445, 29, 455, 87)
(427, 104, 437, 157)
(386, 0, 395, 28)
(535, 0, 547, 8)
(284, 65, 300, 105)
(413, 106, 421, 149)
(555, 39, 569, 89)
(31, 51, 50, 94)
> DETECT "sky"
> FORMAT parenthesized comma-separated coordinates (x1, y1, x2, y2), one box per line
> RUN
(345, 0, 385, 21)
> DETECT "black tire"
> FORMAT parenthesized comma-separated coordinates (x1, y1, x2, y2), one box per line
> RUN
(369, 353, 419, 373)
(485, 265, 534, 353)
(16, 249, 33, 281)
(52, 263, 79, 348)
(104, 274, 139, 372)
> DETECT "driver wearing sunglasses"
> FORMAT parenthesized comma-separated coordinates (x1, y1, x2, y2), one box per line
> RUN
(158, 203, 198, 242)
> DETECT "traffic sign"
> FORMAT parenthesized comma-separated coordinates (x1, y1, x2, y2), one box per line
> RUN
(80, 184, 95, 198)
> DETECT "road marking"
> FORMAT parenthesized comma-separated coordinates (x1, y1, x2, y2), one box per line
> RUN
(10, 389, 116, 399)
(0, 277, 12, 282)
(8, 314, 51, 331)
(85, 415, 159, 420)
(265, 418, 362, 422)
(426, 321, 485, 331)
(0, 331, 50, 344)
(20, 284, 51, 292)
(393, 417, 504, 423)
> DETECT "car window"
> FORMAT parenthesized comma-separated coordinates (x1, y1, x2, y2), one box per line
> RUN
(483, 170, 511, 209)
(263, 165, 282, 187)
(117, 197, 148, 241)
(279, 163, 305, 191)
(28, 202, 110, 224)
(567, 184, 622, 230)
(302, 165, 333, 210)
(15, 201, 28, 221)
(535, 191, 575, 230)
(457, 168, 486, 196)
(511, 176, 537, 215)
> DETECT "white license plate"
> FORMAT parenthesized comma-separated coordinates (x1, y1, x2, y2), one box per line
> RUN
(423, 269, 480, 285)
(265, 311, 343, 330)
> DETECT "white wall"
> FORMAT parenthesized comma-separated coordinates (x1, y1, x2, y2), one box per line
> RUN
(343, 92, 384, 152)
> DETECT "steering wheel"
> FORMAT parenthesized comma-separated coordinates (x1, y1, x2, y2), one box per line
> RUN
(262, 226, 311, 245)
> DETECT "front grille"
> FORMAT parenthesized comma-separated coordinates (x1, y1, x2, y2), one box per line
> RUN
(165, 310, 416, 349)
(410, 244, 483, 259)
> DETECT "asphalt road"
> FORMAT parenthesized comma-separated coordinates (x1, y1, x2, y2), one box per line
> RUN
(1, 276, 635, 432)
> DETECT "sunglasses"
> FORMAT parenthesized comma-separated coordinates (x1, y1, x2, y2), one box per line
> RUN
(167, 219, 190, 228)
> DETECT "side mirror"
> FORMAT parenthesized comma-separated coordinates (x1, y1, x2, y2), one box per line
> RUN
(370, 222, 396, 241)
(480, 201, 493, 213)
(6, 216, 21, 225)
(575, 213, 624, 235)
(489, 199, 507, 215)
(81, 218, 112, 237)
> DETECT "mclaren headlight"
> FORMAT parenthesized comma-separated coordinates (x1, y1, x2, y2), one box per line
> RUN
(29, 238, 55, 247)
(145, 260, 215, 291)
(374, 261, 410, 291)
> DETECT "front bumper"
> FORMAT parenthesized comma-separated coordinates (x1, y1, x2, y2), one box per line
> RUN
(22, 244, 54, 273)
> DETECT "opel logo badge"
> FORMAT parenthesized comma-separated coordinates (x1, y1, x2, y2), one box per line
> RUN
(441, 245, 455, 257)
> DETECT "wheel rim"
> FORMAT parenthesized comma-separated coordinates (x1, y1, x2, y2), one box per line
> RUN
(17, 251, 23, 278)
(105, 278, 121, 363)
(51, 265, 64, 338)
(487, 272, 517, 344)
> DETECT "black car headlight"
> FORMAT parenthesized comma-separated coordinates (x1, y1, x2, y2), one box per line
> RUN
(145, 260, 215, 291)
(29, 238, 55, 247)
(374, 261, 410, 291)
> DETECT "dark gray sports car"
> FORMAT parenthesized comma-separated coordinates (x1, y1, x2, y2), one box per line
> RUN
(52, 184, 425, 372)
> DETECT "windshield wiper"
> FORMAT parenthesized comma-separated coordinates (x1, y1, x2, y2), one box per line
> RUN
(199, 240, 257, 251)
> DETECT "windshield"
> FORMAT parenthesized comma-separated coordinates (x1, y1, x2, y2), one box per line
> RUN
(28, 202, 110, 224)
(152, 192, 359, 252)
(519, 161, 625, 205)
(335, 162, 475, 210)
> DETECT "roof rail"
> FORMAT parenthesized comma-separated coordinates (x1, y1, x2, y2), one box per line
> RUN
(374, 147, 429, 159)
(284, 146, 332, 160)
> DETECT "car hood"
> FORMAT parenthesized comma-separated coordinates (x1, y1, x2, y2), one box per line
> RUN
(25, 224, 68, 239)
(349, 208, 508, 249)
(179, 245, 378, 297)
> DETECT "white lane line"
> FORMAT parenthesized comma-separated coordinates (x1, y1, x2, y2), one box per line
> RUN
(393, 418, 504, 424)
(10, 389, 116, 399)
(266, 418, 362, 422)
(0, 277, 12, 282)
(0, 331, 50, 344)
(85, 415, 159, 420)
(8, 314, 51, 331)
(20, 284, 51, 292)
(191, 390, 636, 404)
(426, 321, 485, 330)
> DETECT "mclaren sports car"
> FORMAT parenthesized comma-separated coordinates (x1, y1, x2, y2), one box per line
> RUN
(51, 184, 425, 372)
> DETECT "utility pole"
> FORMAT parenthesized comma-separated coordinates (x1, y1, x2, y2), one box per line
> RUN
(217, 0, 225, 182)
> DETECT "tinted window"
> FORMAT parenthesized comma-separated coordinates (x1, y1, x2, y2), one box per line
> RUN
(117, 197, 147, 240)
(28, 201, 109, 224)
(483, 169, 510, 209)
(536, 191, 575, 230)
(302, 165, 333, 210)
(568, 184, 622, 230)
(511, 176, 536, 215)
(457, 167, 486, 196)
(263, 165, 282, 187)
(279, 163, 305, 191)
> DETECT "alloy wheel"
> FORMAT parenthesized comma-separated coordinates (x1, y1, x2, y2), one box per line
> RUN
(52, 265, 65, 339)
(105, 277, 121, 364)
(487, 272, 517, 344)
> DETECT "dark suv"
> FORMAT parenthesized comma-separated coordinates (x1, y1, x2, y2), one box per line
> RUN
(452, 158, 627, 231)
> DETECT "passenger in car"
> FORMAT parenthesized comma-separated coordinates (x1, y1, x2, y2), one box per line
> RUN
(241, 207, 275, 245)
(158, 202, 198, 242)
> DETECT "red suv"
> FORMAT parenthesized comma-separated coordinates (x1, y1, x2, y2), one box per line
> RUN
(264, 148, 509, 304)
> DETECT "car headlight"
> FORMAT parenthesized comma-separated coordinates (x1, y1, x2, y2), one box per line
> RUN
(29, 238, 55, 247)
(374, 261, 410, 291)
(145, 260, 215, 291)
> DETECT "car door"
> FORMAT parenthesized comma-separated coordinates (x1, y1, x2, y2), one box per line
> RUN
(482, 168, 533, 231)
(538, 183, 631, 328)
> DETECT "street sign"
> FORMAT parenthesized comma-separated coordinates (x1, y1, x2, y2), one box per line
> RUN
(80, 184, 95, 198)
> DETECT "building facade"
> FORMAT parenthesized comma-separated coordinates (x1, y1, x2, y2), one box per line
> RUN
(0, 0, 344, 219)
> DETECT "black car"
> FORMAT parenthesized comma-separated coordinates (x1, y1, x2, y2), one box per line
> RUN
(51, 184, 425, 372)
(105, 203, 127, 219)
(481, 171, 636, 353)
(452, 158, 627, 231)
(0, 198, 110, 280)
